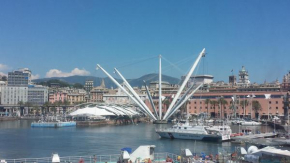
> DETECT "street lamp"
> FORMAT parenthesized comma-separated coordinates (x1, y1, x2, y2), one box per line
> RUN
(247, 94, 256, 119)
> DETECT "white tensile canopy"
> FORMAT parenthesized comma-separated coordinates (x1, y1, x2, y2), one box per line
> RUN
(70, 105, 139, 117)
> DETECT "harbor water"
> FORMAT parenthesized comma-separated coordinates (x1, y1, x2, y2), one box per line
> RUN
(0, 120, 274, 159)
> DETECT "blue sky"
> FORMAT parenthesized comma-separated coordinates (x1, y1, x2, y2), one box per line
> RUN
(0, 0, 289, 83)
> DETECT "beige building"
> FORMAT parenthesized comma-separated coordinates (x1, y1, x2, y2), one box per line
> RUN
(67, 89, 86, 104)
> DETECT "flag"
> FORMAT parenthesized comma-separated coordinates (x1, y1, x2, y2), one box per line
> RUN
(264, 94, 271, 99)
(231, 69, 233, 72)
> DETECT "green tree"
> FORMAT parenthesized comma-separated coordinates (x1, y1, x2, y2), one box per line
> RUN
(210, 100, 219, 118)
(73, 83, 84, 89)
(218, 97, 228, 119)
(205, 99, 211, 117)
(252, 100, 262, 118)
(240, 99, 249, 117)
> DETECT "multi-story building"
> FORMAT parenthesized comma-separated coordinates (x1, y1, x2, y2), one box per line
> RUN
(84, 80, 94, 93)
(1, 68, 48, 106)
(67, 89, 86, 104)
(8, 68, 31, 86)
(49, 91, 68, 103)
(28, 85, 48, 105)
(1, 86, 28, 105)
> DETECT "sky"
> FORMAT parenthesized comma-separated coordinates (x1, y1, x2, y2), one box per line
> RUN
(0, 0, 290, 83)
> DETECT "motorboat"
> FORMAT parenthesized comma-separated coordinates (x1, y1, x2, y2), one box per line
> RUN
(240, 121, 261, 126)
(155, 121, 232, 141)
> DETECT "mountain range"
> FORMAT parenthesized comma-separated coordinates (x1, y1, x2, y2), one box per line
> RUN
(33, 73, 180, 88)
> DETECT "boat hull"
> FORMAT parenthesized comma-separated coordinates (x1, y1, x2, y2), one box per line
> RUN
(153, 120, 168, 124)
(156, 131, 222, 141)
(31, 122, 76, 128)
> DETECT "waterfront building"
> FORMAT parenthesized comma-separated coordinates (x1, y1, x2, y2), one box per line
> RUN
(27, 85, 48, 105)
(186, 91, 285, 119)
(1, 86, 28, 105)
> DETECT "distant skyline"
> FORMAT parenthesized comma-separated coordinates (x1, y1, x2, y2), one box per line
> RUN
(0, 0, 290, 83)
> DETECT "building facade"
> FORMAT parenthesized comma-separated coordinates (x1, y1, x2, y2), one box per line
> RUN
(8, 68, 31, 86)
(1, 86, 28, 105)
(49, 91, 68, 103)
(67, 89, 86, 104)
(28, 85, 48, 105)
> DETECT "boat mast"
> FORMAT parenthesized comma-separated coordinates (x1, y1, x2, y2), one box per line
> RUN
(96, 64, 157, 120)
(163, 48, 206, 120)
(114, 68, 157, 120)
(159, 54, 162, 120)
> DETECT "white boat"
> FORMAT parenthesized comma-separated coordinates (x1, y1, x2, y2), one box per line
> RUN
(240, 121, 262, 126)
(155, 121, 232, 141)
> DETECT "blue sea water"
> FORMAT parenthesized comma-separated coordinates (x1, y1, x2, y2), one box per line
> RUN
(0, 120, 272, 159)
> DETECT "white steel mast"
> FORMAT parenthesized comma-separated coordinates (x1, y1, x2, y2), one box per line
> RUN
(163, 48, 206, 120)
(96, 64, 157, 120)
(159, 55, 162, 120)
(144, 81, 159, 119)
(166, 84, 203, 119)
(114, 68, 157, 120)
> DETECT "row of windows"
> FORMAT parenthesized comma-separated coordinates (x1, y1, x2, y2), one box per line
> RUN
(190, 100, 280, 104)
(188, 106, 281, 110)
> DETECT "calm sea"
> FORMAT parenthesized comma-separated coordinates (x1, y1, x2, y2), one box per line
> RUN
(0, 120, 273, 159)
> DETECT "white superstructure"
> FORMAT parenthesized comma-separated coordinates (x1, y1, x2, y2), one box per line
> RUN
(155, 121, 231, 141)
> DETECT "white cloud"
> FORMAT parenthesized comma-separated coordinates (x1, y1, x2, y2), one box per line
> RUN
(0, 64, 8, 71)
(0, 72, 7, 76)
(31, 74, 40, 80)
(45, 68, 90, 78)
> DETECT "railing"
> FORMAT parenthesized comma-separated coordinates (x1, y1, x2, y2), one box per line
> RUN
(2, 154, 120, 163)
(2, 153, 179, 163)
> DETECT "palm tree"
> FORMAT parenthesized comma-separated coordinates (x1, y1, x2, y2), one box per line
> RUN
(218, 97, 228, 119)
(210, 100, 218, 118)
(252, 100, 262, 119)
(162, 98, 170, 117)
(240, 99, 249, 118)
(205, 99, 211, 117)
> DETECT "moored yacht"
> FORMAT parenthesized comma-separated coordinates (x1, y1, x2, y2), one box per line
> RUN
(155, 121, 232, 141)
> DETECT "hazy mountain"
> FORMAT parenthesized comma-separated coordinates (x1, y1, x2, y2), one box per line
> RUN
(33, 73, 180, 88)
